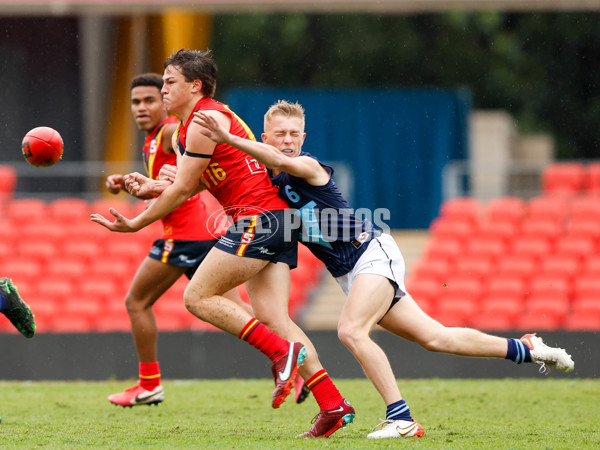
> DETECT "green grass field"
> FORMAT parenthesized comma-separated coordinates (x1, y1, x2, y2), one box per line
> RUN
(1, 378, 598, 448)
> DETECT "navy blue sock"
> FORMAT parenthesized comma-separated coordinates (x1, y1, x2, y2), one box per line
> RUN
(506, 338, 532, 364)
(386, 399, 412, 421)
(0, 294, 6, 311)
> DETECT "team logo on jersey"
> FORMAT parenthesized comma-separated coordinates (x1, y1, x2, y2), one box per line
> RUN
(245, 156, 267, 174)
(351, 232, 370, 249)
(149, 139, 158, 154)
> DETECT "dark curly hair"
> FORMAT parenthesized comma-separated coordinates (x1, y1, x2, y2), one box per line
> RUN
(165, 49, 217, 98)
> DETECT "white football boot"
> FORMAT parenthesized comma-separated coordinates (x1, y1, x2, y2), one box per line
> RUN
(367, 419, 424, 439)
(520, 333, 574, 374)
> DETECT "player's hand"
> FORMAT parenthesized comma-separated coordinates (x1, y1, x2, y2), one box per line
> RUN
(123, 172, 160, 200)
(193, 112, 229, 144)
(158, 164, 177, 183)
(106, 174, 125, 194)
(90, 208, 139, 233)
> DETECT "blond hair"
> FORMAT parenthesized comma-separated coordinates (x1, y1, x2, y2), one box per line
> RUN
(264, 100, 305, 130)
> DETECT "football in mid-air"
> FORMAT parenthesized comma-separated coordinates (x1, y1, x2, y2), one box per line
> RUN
(22, 126, 64, 167)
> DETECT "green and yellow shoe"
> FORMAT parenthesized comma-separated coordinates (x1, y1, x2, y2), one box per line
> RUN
(0, 278, 35, 338)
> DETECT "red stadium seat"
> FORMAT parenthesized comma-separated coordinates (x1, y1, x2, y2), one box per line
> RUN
(89, 198, 138, 218)
(573, 276, 600, 298)
(554, 235, 596, 261)
(515, 311, 562, 331)
(0, 242, 12, 260)
(423, 238, 462, 262)
(480, 293, 523, 322)
(48, 197, 90, 224)
(61, 240, 102, 265)
(465, 237, 506, 260)
(63, 298, 102, 317)
(525, 196, 568, 223)
(105, 240, 148, 264)
(571, 295, 600, 317)
(16, 240, 57, 265)
(27, 298, 59, 317)
(582, 255, 600, 276)
(40, 279, 76, 299)
(434, 296, 479, 326)
(542, 162, 586, 195)
(438, 197, 481, 225)
(568, 195, 600, 222)
(67, 221, 114, 243)
(528, 274, 570, 298)
(0, 220, 18, 243)
(405, 277, 446, 304)
(563, 311, 600, 331)
(438, 276, 482, 302)
(78, 278, 119, 303)
(410, 258, 452, 283)
(494, 255, 537, 281)
(484, 276, 527, 299)
(565, 218, 600, 242)
(473, 313, 515, 331)
(510, 236, 552, 262)
(46, 259, 86, 285)
(429, 217, 474, 242)
(484, 196, 526, 225)
(90, 258, 136, 288)
(519, 219, 562, 244)
(523, 293, 570, 323)
(453, 256, 493, 279)
(6, 198, 48, 225)
(0, 258, 43, 287)
(94, 311, 132, 333)
(19, 221, 65, 242)
(156, 311, 190, 331)
(476, 220, 519, 243)
(46, 312, 95, 333)
(538, 255, 580, 281)
(585, 162, 600, 195)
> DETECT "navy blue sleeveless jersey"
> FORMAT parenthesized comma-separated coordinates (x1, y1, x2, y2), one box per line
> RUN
(270, 152, 380, 277)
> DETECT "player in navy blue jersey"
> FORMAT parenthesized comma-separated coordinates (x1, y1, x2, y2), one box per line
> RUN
(193, 100, 575, 439)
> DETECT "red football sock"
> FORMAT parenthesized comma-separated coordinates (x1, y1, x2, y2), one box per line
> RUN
(306, 369, 344, 410)
(139, 362, 161, 391)
(239, 318, 289, 362)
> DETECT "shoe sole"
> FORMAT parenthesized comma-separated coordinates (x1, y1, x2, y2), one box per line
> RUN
(322, 413, 355, 438)
(273, 347, 307, 409)
(110, 399, 164, 408)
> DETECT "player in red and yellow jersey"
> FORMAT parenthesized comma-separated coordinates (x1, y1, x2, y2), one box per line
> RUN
(103, 73, 247, 408)
(92, 51, 352, 437)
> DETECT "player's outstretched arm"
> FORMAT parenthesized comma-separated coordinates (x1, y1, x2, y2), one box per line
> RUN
(193, 111, 323, 183)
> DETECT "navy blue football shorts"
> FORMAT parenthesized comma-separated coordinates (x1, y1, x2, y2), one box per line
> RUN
(214, 209, 300, 269)
(149, 238, 217, 279)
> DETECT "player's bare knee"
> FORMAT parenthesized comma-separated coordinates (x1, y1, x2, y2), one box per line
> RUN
(337, 322, 363, 350)
(124, 294, 143, 314)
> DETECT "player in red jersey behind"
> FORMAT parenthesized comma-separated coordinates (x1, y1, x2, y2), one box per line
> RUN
(92, 50, 353, 437)
(103, 73, 247, 408)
